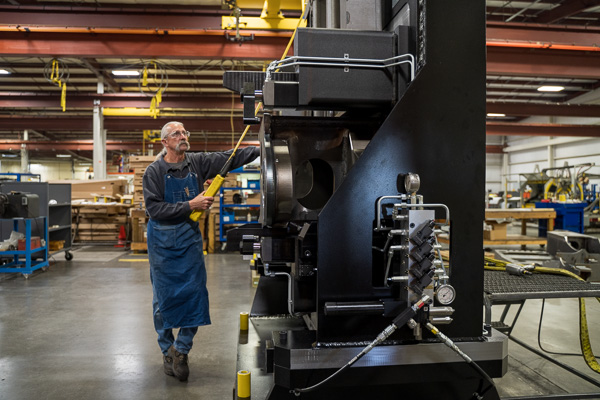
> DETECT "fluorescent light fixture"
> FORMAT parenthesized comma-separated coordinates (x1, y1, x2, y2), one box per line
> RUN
(537, 85, 564, 92)
(487, 113, 506, 117)
(1, 153, 17, 158)
(112, 70, 140, 76)
(0, 69, 10, 75)
(56, 154, 71, 158)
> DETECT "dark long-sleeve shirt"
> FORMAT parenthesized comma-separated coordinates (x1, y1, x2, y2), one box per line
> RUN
(143, 147, 260, 223)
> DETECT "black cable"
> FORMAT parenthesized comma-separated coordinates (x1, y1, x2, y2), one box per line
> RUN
(537, 299, 591, 357)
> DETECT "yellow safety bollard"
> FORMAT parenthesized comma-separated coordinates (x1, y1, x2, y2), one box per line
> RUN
(240, 312, 249, 331)
(237, 370, 251, 399)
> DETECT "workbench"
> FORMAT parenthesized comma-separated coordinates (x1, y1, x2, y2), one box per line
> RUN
(483, 208, 556, 246)
(438, 208, 557, 246)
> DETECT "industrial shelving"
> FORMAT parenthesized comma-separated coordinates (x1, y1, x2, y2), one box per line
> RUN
(0, 181, 73, 261)
(48, 183, 73, 260)
(0, 173, 41, 182)
(218, 168, 260, 243)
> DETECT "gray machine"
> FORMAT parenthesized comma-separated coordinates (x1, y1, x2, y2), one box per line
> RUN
(226, 1, 507, 399)
(0, 192, 40, 219)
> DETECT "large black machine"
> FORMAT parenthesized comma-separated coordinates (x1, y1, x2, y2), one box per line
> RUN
(0, 192, 39, 219)
(225, 1, 507, 399)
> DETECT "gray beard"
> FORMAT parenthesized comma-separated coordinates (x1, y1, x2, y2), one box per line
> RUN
(175, 140, 190, 152)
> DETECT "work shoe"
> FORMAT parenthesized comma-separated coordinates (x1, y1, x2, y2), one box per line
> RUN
(168, 345, 189, 381)
(163, 354, 174, 376)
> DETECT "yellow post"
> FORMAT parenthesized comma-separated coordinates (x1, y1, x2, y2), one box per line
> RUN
(237, 370, 251, 399)
(240, 312, 249, 331)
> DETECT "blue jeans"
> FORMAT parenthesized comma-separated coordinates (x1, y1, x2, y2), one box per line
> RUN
(153, 295, 198, 355)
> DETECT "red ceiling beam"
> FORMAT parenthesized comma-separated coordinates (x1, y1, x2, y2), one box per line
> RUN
(0, 140, 259, 152)
(2, 116, 597, 139)
(0, 116, 258, 132)
(486, 122, 600, 137)
(0, 93, 242, 109)
(0, 31, 290, 60)
(0, 10, 223, 30)
(487, 101, 600, 117)
(534, 0, 600, 24)
(487, 47, 600, 79)
(486, 21, 600, 49)
(486, 145, 505, 154)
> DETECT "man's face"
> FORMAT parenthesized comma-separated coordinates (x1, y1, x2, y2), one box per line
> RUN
(164, 125, 190, 152)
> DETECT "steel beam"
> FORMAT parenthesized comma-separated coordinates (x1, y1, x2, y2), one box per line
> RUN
(486, 21, 600, 49)
(0, 31, 291, 60)
(487, 102, 600, 117)
(0, 116, 258, 132)
(0, 140, 259, 152)
(487, 47, 600, 79)
(486, 145, 505, 154)
(0, 9, 223, 30)
(0, 93, 242, 109)
(486, 122, 600, 137)
(534, 0, 600, 24)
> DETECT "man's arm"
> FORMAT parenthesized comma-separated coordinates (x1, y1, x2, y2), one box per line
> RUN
(143, 163, 192, 221)
(194, 147, 260, 180)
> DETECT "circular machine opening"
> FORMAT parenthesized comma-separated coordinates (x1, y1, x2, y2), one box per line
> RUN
(295, 159, 334, 210)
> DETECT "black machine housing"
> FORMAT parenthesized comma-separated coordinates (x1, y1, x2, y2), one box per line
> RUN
(226, 1, 507, 399)
(0, 192, 40, 219)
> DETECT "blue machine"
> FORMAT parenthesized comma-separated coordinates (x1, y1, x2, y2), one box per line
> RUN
(536, 201, 588, 236)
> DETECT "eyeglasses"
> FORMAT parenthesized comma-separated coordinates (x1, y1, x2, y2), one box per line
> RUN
(167, 130, 190, 139)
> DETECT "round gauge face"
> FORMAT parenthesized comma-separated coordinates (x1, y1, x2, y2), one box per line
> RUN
(436, 284, 456, 305)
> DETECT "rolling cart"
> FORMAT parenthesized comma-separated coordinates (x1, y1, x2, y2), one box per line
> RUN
(0, 217, 49, 279)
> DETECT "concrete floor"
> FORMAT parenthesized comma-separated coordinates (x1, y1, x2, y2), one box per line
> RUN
(0, 245, 599, 399)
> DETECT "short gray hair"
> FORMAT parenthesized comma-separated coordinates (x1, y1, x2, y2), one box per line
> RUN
(160, 121, 184, 140)
(157, 121, 183, 160)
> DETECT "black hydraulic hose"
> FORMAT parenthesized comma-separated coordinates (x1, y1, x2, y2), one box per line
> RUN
(424, 322, 496, 400)
(291, 297, 428, 396)
(538, 299, 585, 357)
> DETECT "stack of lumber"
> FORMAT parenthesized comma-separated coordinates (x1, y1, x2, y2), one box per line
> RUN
(129, 155, 155, 208)
(50, 179, 127, 202)
(130, 208, 148, 252)
(72, 202, 130, 243)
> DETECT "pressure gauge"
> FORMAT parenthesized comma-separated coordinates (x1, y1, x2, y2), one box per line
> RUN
(436, 284, 456, 305)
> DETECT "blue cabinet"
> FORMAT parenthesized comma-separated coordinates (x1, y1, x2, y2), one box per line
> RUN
(536, 201, 587, 236)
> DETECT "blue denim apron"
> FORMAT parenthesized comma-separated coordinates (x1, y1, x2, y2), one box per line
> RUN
(147, 171, 211, 329)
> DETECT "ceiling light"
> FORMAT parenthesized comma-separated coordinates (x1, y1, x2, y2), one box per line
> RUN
(537, 86, 564, 92)
(0, 69, 10, 75)
(487, 113, 506, 117)
(1, 153, 17, 158)
(112, 70, 140, 76)
(56, 154, 71, 158)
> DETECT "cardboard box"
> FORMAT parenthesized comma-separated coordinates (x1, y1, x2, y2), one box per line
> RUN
(246, 193, 261, 205)
(51, 179, 126, 201)
(483, 221, 510, 241)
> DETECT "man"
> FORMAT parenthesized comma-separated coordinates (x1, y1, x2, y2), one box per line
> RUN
(143, 121, 259, 381)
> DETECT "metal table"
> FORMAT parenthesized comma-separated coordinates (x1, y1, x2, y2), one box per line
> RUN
(483, 270, 600, 399)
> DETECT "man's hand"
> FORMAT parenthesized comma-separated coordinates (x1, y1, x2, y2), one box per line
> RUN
(189, 191, 214, 210)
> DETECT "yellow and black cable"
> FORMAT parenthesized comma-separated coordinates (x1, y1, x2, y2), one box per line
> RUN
(484, 257, 600, 373)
